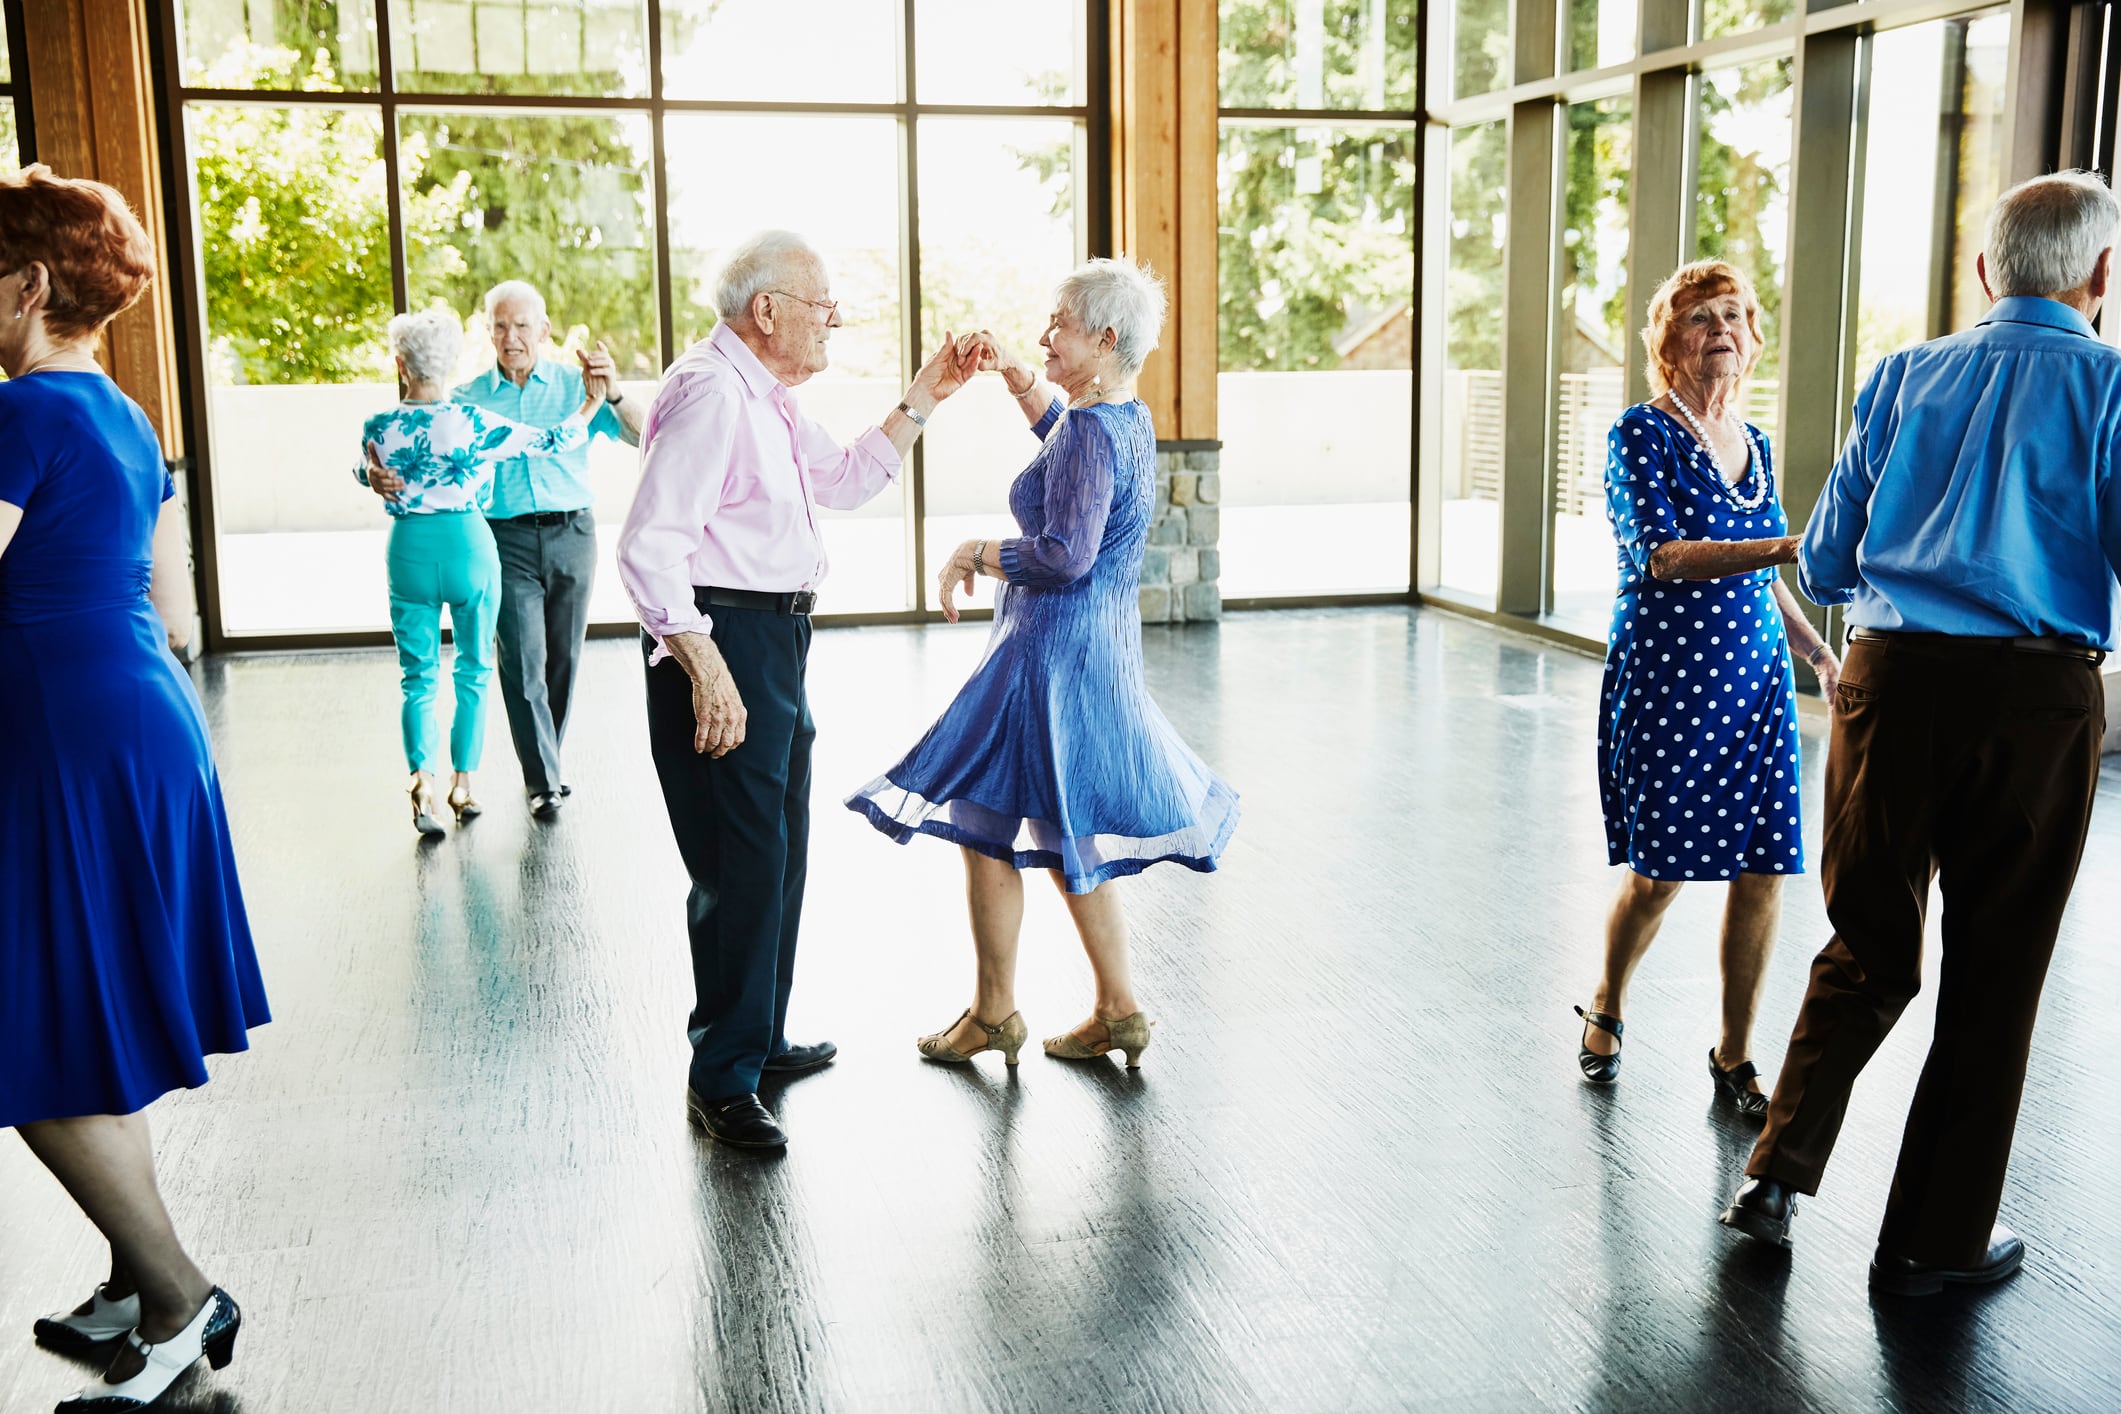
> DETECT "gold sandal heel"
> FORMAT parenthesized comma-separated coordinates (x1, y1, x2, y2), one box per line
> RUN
(408, 773, 446, 838)
(1044, 1011, 1154, 1069)
(917, 1009, 1027, 1066)
(447, 784, 482, 824)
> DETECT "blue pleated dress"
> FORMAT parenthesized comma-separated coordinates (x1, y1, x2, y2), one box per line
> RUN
(0, 373, 269, 1128)
(847, 399, 1238, 894)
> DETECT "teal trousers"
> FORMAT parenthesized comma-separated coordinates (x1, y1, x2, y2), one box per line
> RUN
(386, 512, 501, 775)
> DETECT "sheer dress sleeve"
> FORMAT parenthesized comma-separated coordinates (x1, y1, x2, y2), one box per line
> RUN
(997, 409, 1117, 590)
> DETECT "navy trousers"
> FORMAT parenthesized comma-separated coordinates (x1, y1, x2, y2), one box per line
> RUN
(642, 601, 813, 1101)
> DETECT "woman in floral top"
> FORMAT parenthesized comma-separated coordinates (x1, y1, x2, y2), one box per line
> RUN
(357, 308, 603, 835)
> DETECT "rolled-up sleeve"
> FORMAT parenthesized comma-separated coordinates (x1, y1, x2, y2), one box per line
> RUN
(798, 416, 901, 510)
(1605, 411, 1683, 580)
(997, 414, 1114, 590)
(619, 376, 732, 661)
(1799, 374, 1883, 606)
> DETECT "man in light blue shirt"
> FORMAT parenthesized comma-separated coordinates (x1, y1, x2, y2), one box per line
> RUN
(1723, 173, 2121, 1296)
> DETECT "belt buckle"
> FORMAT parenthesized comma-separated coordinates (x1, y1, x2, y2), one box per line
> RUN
(790, 591, 816, 615)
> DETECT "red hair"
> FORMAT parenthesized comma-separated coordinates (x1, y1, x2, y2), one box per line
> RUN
(0, 165, 156, 340)
(1640, 260, 1766, 394)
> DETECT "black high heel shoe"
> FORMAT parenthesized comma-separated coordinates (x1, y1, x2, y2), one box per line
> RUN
(1709, 1049, 1770, 1120)
(1574, 1006, 1623, 1083)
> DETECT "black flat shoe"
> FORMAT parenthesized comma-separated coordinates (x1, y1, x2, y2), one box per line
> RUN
(1709, 1049, 1770, 1121)
(1870, 1225, 2024, 1296)
(1719, 1175, 1798, 1247)
(686, 1089, 787, 1148)
(530, 791, 563, 821)
(761, 1040, 838, 1074)
(1574, 1006, 1623, 1083)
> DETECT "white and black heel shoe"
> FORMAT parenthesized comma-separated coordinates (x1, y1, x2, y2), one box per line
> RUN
(57, 1287, 238, 1412)
(33, 1286, 141, 1354)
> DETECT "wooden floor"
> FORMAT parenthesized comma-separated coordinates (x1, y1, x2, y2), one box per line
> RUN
(4, 606, 2119, 1413)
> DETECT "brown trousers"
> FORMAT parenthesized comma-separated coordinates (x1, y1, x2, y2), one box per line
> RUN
(1746, 633, 2103, 1265)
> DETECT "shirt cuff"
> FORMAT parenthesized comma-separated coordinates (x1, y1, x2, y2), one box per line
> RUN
(638, 607, 715, 666)
(852, 424, 903, 475)
(996, 538, 1031, 585)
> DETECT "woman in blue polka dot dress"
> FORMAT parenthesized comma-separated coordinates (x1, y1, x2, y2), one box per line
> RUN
(1574, 262, 1842, 1121)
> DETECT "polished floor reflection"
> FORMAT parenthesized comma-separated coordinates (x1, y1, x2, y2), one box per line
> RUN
(3, 607, 2118, 1412)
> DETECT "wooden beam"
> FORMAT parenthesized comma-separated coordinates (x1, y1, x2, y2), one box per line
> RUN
(1175, 0, 1217, 441)
(19, 0, 183, 459)
(1623, 69, 1688, 408)
(2001, 0, 2066, 183)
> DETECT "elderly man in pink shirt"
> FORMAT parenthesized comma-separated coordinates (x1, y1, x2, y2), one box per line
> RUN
(618, 229, 972, 1149)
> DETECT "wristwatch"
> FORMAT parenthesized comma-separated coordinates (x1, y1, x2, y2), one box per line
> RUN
(606, 387, 624, 406)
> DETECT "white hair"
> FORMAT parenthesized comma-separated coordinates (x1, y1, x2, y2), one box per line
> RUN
(1054, 256, 1167, 377)
(714, 230, 824, 322)
(1986, 171, 2121, 298)
(388, 308, 464, 383)
(482, 279, 548, 324)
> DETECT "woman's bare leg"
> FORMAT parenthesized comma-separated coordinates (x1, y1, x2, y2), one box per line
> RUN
(942, 848, 1026, 1054)
(17, 1113, 211, 1346)
(1713, 872, 1784, 1088)
(1584, 870, 1685, 1056)
(1053, 874, 1140, 1045)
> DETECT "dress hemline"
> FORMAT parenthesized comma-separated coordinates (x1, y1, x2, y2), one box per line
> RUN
(846, 794, 1232, 896)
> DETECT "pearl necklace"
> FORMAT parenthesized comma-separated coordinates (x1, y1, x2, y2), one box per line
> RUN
(1668, 390, 1770, 513)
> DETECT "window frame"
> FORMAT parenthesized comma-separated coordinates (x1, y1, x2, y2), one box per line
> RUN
(152, 0, 1110, 651)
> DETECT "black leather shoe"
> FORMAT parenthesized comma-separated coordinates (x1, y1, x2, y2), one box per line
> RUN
(686, 1089, 787, 1148)
(1720, 1176, 1798, 1247)
(762, 1040, 838, 1074)
(1709, 1049, 1771, 1121)
(1870, 1225, 2024, 1296)
(1574, 1006, 1623, 1084)
(530, 792, 562, 820)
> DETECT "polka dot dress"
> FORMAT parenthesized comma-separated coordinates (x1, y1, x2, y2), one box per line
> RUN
(1596, 403, 1804, 882)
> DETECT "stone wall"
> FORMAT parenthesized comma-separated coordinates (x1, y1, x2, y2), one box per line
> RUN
(1139, 444, 1222, 623)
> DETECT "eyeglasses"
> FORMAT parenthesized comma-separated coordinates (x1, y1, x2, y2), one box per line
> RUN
(768, 290, 840, 321)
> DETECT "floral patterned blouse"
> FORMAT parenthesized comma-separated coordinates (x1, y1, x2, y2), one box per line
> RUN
(355, 400, 589, 518)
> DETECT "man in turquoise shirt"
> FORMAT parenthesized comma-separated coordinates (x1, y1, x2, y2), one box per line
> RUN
(1722, 173, 2121, 1297)
(375, 281, 646, 816)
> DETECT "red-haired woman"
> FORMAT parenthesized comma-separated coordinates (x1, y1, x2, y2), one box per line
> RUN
(0, 166, 262, 1410)
(1573, 260, 1839, 1117)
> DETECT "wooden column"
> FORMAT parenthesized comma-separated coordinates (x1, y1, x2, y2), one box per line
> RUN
(20, 0, 183, 458)
(1622, 0, 1692, 408)
(1110, 0, 1218, 441)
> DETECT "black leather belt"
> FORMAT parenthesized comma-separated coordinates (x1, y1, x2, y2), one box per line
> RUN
(497, 509, 579, 527)
(1849, 626, 2105, 663)
(695, 586, 816, 616)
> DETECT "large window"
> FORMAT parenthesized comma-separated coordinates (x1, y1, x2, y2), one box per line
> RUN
(167, 0, 1091, 641)
(1436, 119, 1503, 604)
(1216, 0, 1417, 601)
(0, 11, 18, 169)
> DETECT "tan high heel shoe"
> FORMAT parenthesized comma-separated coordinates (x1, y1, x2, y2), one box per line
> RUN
(917, 1009, 1027, 1066)
(408, 773, 445, 838)
(447, 782, 482, 824)
(1044, 1012, 1154, 1069)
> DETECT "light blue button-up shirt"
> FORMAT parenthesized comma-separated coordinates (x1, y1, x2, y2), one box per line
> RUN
(452, 357, 625, 519)
(1801, 296, 2121, 648)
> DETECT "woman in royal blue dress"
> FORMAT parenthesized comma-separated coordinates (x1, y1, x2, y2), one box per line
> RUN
(0, 167, 263, 1410)
(848, 258, 1239, 1070)
(1574, 260, 1841, 1120)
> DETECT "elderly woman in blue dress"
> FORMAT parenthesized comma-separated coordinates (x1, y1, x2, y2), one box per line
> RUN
(1574, 260, 1840, 1119)
(848, 257, 1239, 1069)
(359, 308, 604, 835)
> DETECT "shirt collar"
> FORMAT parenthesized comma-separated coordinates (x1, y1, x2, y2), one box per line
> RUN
(1978, 296, 2098, 339)
(479, 358, 554, 391)
(709, 320, 783, 400)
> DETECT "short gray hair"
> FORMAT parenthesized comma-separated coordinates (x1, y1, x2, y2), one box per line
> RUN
(1986, 171, 2121, 298)
(483, 279, 547, 324)
(1055, 256, 1167, 378)
(388, 308, 464, 382)
(715, 230, 823, 322)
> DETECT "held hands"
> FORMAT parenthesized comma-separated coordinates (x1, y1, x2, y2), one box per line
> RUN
(912, 329, 982, 406)
(364, 440, 406, 502)
(954, 330, 1036, 395)
(937, 538, 990, 625)
(575, 341, 616, 406)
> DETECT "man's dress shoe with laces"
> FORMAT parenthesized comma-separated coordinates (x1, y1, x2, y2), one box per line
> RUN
(686, 1090, 787, 1148)
(761, 1040, 838, 1074)
(1719, 1175, 1798, 1247)
(1870, 1225, 2025, 1296)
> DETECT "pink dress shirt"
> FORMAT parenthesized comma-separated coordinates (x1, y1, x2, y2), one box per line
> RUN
(618, 321, 901, 660)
